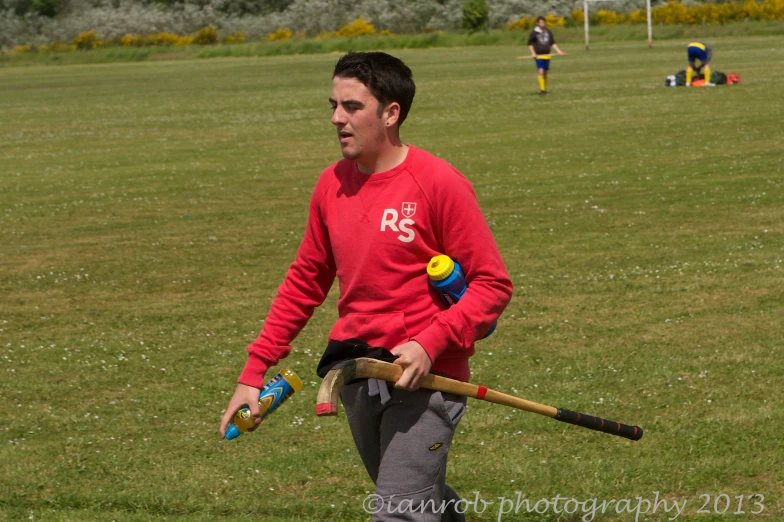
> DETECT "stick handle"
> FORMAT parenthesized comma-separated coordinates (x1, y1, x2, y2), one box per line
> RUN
(452, 386, 643, 441)
(554, 409, 644, 441)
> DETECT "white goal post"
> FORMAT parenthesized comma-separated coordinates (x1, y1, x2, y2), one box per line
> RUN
(583, 0, 653, 50)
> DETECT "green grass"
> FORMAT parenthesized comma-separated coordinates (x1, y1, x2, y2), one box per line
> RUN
(1, 36, 783, 521)
(3, 20, 784, 67)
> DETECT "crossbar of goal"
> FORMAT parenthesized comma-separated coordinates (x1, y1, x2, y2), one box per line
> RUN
(583, 0, 652, 50)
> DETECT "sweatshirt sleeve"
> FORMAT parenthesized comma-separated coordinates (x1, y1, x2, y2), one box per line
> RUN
(238, 184, 336, 388)
(412, 169, 513, 363)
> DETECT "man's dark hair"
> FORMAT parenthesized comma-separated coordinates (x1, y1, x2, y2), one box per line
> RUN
(333, 52, 416, 127)
(536, 16, 546, 23)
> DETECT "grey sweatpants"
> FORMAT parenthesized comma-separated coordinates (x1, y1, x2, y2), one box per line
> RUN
(341, 380, 467, 522)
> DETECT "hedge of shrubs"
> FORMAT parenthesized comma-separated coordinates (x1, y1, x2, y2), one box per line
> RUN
(300, 1, 784, 35)
(505, 14, 564, 31)
(10, 16, 399, 53)
(514, 0, 784, 30)
(317, 17, 384, 39)
(9, 0, 784, 54)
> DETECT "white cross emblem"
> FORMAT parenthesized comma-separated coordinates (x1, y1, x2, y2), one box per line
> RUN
(401, 202, 416, 218)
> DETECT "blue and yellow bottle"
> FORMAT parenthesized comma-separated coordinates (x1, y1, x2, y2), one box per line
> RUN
(427, 254, 496, 339)
(224, 368, 303, 441)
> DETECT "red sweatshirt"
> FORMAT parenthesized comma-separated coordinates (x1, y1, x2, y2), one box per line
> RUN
(239, 146, 513, 388)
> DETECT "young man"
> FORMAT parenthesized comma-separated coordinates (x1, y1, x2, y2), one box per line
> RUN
(686, 41, 714, 87)
(527, 16, 565, 95)
(219, 52, 513, 521)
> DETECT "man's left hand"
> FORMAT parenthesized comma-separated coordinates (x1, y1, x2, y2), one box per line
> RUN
(390, 340, 432, 391)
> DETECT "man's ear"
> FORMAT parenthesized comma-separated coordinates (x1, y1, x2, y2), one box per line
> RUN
(383, 101, 402, 127)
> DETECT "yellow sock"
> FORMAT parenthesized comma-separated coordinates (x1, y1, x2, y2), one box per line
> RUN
(686, 66, 693, 85)
(538, 76, 546, 92)
(703, 64, 711, 83)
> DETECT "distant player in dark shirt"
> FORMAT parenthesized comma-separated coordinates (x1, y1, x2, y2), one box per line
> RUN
(527, 16, 565, 95)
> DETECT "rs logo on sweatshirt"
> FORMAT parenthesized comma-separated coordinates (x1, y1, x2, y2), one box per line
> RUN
(380, 202, 417, 243)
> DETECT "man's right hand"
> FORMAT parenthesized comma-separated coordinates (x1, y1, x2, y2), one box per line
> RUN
(219, 383, 262, 439)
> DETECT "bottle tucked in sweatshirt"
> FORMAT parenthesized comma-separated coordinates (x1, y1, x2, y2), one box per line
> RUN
(427, 254, 497, 339)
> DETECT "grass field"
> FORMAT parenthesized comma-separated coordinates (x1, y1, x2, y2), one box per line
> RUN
(1, 35, 783, 521)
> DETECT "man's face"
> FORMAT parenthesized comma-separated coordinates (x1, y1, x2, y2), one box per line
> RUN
(537, 19, 546, 29)
(330, 76, 387, 162)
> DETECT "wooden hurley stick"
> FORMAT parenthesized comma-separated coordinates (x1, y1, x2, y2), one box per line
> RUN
(316, 358, 643, 441)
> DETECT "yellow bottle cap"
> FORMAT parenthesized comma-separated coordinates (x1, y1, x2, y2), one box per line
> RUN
(281, 368, 303, 392)
(427, 255, 454, 281)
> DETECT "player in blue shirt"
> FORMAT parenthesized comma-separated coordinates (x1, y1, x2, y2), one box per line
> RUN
(686, 41, 714, 87)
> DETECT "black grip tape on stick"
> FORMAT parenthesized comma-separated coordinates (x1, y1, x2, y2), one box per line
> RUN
(555, 409, 644, 441)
